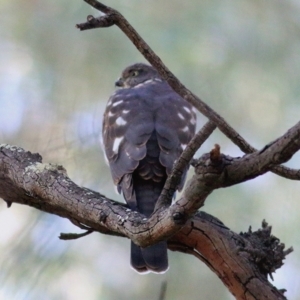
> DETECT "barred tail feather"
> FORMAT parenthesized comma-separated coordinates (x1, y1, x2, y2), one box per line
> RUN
(130, 174, 168, 273)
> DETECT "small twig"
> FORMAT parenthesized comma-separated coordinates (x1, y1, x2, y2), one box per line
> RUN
(77, 0, 300, 181)
(270, 165, 300, 180)
(59, 230, 93, 240)
(59, 218, 95, 240)
(158, 281, 167, 300)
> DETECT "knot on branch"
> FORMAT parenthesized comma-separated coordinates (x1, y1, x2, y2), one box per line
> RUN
(76, 14, 115, 30)
(172, 212, 186, 225)
(240, 220, 293, 280)
(193, 144, 231, 187)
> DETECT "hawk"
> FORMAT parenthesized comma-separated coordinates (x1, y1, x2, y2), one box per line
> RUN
(102, 63, 196, 273)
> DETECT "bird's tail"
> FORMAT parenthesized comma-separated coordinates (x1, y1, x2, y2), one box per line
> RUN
(130, 176, 168, 273)
(131, 241, 168, 273)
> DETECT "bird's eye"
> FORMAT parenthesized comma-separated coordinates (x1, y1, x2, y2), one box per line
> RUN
(131, 70, 139, 77)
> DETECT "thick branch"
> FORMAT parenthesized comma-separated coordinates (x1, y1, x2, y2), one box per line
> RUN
(170, 214, 288, 300)
(0, 143, 293, 299)
(1, 120, 298, 247)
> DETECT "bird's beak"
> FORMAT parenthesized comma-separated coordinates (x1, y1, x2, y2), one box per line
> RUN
(115, 78, 124, 87)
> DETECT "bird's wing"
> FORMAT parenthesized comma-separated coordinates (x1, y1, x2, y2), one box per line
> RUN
(102, 87, 154, 208)
(154, 84, 196, 191)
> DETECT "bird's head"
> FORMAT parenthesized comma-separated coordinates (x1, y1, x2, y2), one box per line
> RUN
(115, 63, 160, 88)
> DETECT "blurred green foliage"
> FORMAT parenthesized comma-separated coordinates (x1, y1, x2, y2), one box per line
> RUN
(1, 0, 300, 299)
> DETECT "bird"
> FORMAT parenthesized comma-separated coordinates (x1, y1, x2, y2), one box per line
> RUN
(102, 63, 196, 273)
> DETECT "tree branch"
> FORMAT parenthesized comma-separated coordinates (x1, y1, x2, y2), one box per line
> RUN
(0, 1, 296, 299)
(76, 0, 300, 181)
(0, 117, 297, 298)
(155, 120, 216, 210)
(169, 214, 290, 300)
(1, 119, 298, 246)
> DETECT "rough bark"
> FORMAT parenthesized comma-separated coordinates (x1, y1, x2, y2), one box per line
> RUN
(0, 136, 295, 299)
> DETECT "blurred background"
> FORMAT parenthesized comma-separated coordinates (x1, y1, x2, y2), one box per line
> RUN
(1, 0, 300, 299)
